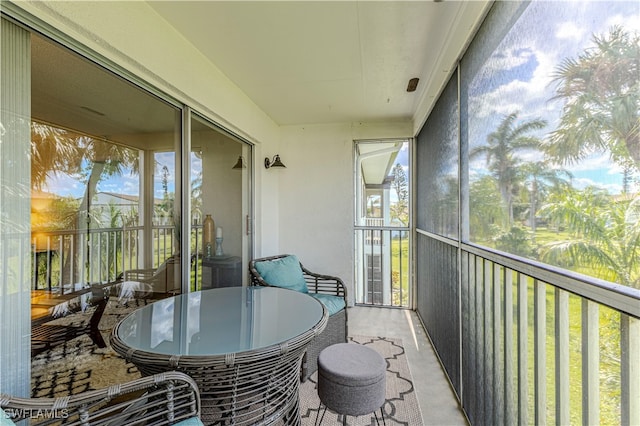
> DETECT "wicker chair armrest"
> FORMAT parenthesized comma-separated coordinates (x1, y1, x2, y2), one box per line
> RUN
(123, 269, 155, 282)
(301, 266, 347, 299)
(1, 371, 201, 425)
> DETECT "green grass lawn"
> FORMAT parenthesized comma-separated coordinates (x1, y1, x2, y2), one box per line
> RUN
(483, 226, 624, 425)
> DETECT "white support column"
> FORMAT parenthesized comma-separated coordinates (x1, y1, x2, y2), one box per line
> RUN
(555, 288, 569, 425)
(534, 280, 547, 426)
(517, 273, 529, 424)
(582, 299, 599, 425)
(621, 314, 639, 426)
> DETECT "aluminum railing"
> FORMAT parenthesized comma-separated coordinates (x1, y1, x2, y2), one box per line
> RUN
(354, 226, 411, 307)
(417, 229, 640, 426)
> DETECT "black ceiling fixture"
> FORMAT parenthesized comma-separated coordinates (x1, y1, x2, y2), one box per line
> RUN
(406, 78, 419, 92)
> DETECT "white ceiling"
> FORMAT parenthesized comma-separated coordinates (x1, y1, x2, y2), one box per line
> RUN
(29, 0, 489, 152)
(147, 1, 488, 127)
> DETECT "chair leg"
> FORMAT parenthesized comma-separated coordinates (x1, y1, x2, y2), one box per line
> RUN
(374, 408, 386, 426)
(314, 403, 327, 426)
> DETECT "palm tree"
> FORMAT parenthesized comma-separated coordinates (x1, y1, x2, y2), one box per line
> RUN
(468, 175, 505, 241)
(520, 160, 572, 234)
(470, 112, 547, 226)
(538, 186, 640, 289)
(546, 26, 640, 171)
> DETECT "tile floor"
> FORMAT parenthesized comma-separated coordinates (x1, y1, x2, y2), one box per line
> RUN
(348, 306, 468, 426)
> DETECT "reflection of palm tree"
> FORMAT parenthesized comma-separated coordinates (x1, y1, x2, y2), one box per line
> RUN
(76, 138, 138, 283)
(31, 122, 82, 189)
(471, 112, 546, 226)
(32, 123, 139, 285)
(547, 26, 640, 170)
(191, 170, 203, 222)
(539, 187, 640, 289)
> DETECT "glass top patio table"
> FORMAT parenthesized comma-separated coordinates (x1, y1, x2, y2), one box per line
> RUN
(114, 285, 325, 356)
(111, 286, 327, 425)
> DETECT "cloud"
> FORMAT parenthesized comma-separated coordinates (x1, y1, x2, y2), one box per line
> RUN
(572, 177, 622, 194)
(603, 13, 640, 34)
(45, 174, 83, 198)
(556, 22, 586, 41)
(470, 44, 562, 123)
(483, 46, 535, 74)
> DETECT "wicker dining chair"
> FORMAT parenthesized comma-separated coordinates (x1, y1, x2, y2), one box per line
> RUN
(249, 254, 348, 381)
(0, 371, 202, 425)
(123, 255, 181, 295)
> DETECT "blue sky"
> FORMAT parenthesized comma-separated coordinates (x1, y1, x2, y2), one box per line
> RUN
(46, 151, 203, 200)
(468, 1, 640, 195)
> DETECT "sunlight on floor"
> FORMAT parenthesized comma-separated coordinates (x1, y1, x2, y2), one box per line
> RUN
(404, 308, 420, 352)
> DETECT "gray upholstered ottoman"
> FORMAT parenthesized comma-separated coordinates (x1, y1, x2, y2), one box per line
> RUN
(316, 342, 386, 425)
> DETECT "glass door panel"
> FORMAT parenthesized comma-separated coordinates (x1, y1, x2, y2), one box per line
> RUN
(29, 31, 182, 317)
(190, 115, 252, 291)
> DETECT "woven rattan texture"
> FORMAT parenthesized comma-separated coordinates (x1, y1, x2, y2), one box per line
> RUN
(1, 371, 201, 425)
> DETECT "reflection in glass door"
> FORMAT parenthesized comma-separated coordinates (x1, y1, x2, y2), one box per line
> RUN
(190, 115, 252, 291)
(28, 32, 182, 301)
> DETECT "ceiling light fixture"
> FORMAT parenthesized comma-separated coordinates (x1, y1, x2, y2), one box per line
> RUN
(406, 78, 419, 92)
(264, 155, 286, 169)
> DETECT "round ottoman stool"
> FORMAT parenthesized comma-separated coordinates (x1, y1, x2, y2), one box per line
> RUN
(315, 343, 386, 425)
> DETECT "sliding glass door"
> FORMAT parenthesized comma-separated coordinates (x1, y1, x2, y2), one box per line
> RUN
(190, 115, 252, 290)
(29, 33, 182, 298)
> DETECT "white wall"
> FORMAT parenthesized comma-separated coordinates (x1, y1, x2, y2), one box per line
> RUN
(276, 122, 412, 304)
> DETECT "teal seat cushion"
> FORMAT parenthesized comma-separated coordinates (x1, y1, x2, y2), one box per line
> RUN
(310, 293, 346, 316)
(0, 408, 15, 426)
(254, 255, 308, 293)
(174, 417, 205, 426)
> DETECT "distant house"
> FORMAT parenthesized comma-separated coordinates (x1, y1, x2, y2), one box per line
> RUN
(91, 192, 167, 226)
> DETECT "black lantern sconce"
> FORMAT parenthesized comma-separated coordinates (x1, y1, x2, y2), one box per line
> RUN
(264, 155, 286, 169)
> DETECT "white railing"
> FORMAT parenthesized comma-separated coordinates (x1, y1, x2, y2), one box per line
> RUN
(417, 229, 640, 426)
(354, 225, 410, 307)
(31, 225, 204, 294)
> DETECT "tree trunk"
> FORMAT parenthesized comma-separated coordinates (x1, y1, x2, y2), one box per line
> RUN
(68, 161, 106, 287)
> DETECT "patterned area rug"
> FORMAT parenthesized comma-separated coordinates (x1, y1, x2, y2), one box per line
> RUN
(31, 298, 148, 398)
(300, 335, 423, 426)
(31, 303, 423, 425)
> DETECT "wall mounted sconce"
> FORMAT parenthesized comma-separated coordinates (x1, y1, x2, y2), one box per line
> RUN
(264, 154, 286, 169)
(232, 156, 246, 169)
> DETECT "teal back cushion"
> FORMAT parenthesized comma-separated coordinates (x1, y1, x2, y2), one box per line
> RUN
(173, 417, 205, 426)
(0, 408, 16, 426)
(254, 255, 308, 293)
